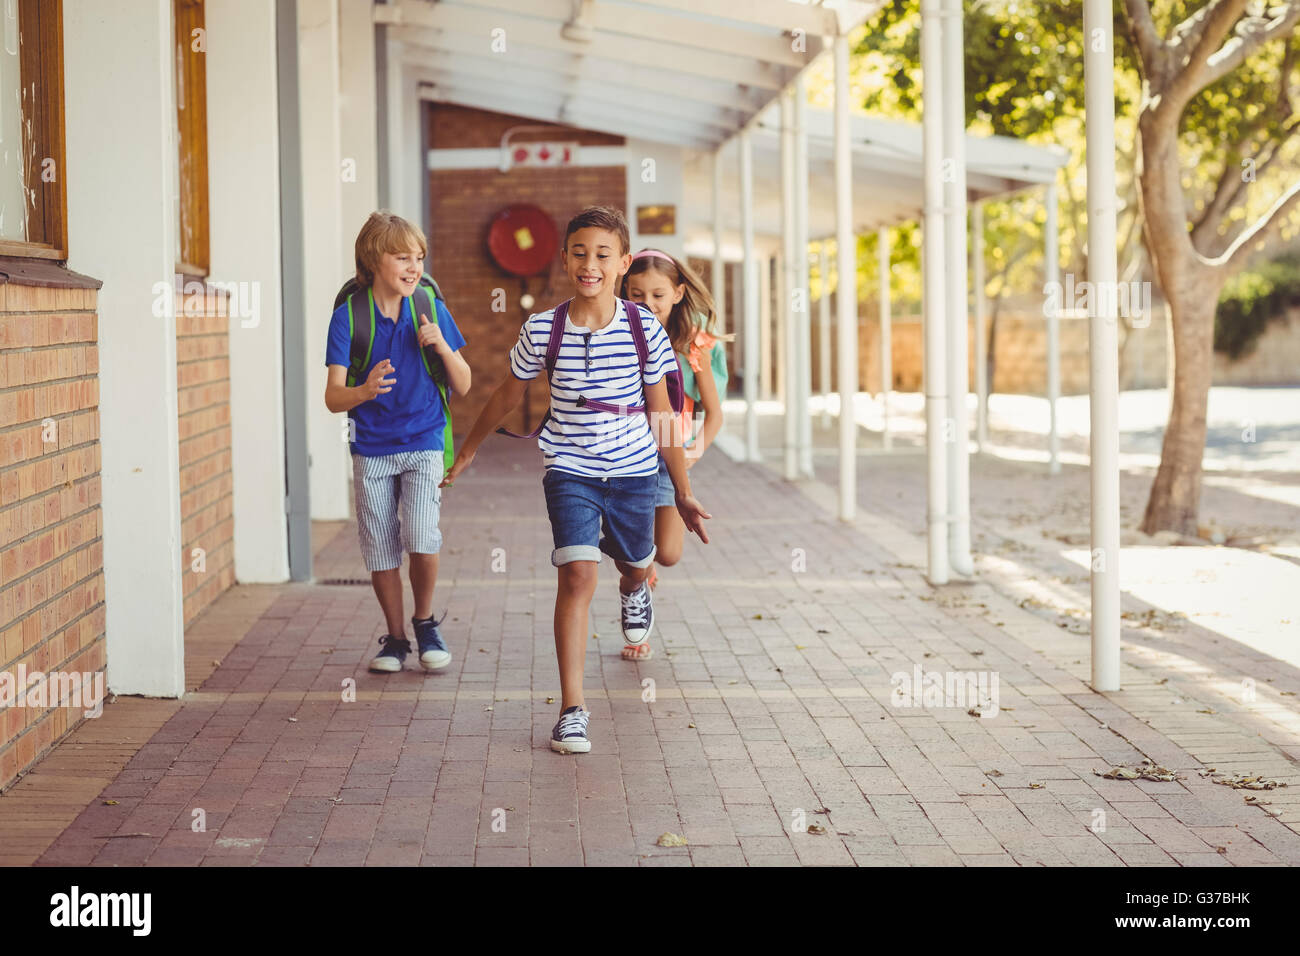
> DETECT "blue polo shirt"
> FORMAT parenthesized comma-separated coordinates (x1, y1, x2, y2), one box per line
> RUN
(325, 292, 466, 457)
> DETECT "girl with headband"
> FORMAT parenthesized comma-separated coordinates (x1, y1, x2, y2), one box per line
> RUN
(619, 248, 730, 660)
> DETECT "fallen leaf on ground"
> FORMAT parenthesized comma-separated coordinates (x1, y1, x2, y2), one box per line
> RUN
(1095, 760, 1181, 782)
(1209, 773, 1287, 791)
(985, 769, 1003, 777)
(656, 832, 687, 847)
(806, 824, 827, 835)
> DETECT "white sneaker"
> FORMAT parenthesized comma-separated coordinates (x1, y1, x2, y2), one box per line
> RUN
(550, 705, 591, 754)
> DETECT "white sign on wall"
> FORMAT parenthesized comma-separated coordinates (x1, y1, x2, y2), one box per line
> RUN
(502, 141, 579, 170)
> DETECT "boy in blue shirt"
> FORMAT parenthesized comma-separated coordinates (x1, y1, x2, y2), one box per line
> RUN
(325, 211, 471, 673)
(442, 206, 711, 754)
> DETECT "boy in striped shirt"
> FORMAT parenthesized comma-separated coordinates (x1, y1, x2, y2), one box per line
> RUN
(442, 206, 710, 753)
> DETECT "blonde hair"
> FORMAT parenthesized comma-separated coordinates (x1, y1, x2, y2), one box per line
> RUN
(354, 211, 427, 287)
(621, 249, 719, 355)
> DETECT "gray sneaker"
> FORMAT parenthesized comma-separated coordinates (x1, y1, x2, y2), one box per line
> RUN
(550, 705, 591, 754)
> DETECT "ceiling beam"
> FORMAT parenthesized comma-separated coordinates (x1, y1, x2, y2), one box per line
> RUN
(435, 0, 822, 68)
(415, 79, 720, 150)
(382, 0, 794, 91)
(406, 59, 745, 140)
(391, 26, 771, 113)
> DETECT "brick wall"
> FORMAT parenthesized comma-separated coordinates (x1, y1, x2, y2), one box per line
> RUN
(0, 278, 105, 792)
(176, 286, 234, 628)
(427, 104, 627, 435)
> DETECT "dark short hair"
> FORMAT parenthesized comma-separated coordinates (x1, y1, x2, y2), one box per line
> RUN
(564, 205, 629, 255)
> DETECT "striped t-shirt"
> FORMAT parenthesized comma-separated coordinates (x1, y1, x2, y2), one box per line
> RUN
(509, 300, 678, 477)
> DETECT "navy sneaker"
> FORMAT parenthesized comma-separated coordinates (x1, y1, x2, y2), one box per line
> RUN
(412, 613, 451, 671)
(550, 705, 591, 754)
(369, 634, 411, 673)
(620, 581, 654, 660)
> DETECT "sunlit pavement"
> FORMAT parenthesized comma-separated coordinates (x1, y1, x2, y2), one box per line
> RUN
(17, 435, 1300, 866)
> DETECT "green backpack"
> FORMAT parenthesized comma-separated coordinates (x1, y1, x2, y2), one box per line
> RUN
(334, 273, 454, 470)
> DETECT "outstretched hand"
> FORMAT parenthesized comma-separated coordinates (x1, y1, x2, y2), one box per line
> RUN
(440, 448, 475, 488)
(674, 493, 712, 544)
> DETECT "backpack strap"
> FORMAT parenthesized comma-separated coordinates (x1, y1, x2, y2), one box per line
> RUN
(495, 301, 571, 439)
(409, 286, 455, 471)
(577, 299, 649, 416)
(623, 299, 650, 369)
(345, 287, 376, 390)
(544, 299, 569, 377)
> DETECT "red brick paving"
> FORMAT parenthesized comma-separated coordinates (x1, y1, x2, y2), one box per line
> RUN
(30, 437, 1300, 866)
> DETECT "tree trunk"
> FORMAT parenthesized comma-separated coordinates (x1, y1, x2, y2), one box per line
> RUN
(1139, 280, 1219, 535)
(1133, 108, 1224, 536)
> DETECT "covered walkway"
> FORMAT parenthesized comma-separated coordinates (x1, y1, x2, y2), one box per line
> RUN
(14, 440, 1299, 867)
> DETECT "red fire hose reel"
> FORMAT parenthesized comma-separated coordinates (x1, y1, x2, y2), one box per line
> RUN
(487, 204, 559, 277)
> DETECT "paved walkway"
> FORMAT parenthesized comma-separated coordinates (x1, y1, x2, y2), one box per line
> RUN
(25, 436, 1300, 866)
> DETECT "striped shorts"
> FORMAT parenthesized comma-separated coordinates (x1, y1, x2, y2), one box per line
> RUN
(352, 450, 444, 572)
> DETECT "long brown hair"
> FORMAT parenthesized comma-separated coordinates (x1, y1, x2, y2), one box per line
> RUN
(621, 249, 718, 355)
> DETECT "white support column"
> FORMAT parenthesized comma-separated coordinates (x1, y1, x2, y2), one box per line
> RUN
(206, 0, 289, 583)
(794, 76, 813, 478)
(879, 226, 893, 451)
(819, 244, 832, 429)
(1044, 180, 1062, 474)
(1084, 0, 1121, 691)
(942, 0, 973, 578)
(740, 131, 759, 462)
(759, 252, 773, 402)
(63, 0, 184, 696)
(711, 149, 726, 334)
(299, 0, 349, 521)
(973, 201, 989, 450)
(339, 0, 380, 266)
(834, 32, 858, 522)
(780, 91, 797, 480)
(920, 0, 949, 584)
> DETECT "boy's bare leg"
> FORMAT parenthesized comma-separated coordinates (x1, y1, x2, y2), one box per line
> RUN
(409, 552, 439, 620)
(555, 562, 599, 709)
(653, 506, 685, 568)
(371, 568, 406, 636)
(614, 559, 651, 595)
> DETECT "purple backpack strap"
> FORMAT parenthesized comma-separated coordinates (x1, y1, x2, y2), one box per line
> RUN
(544, 299, 570, 376)
(577, 299, 648, 416)
(622, 299, 649, 366)
(495, 301, 571, 439)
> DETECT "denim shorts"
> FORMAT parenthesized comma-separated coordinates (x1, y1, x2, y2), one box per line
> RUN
(542, 467, 657, 567)
(654, 455, 676, 508)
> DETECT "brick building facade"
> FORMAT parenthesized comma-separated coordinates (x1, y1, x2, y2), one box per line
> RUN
(427, 104, 627, 438)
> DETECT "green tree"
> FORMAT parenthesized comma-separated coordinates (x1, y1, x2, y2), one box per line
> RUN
(1123, 0, 1300, 535)
(829, 0, 1300, 536)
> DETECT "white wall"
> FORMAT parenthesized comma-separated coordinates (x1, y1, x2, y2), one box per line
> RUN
(396, 55, 423, 223)
(338, 0, 379, 264)
(205, 0, 290, 583)
(63, 0, 185, 697)
(625, 138, 685, 259)
(299, 0, 350, 520)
